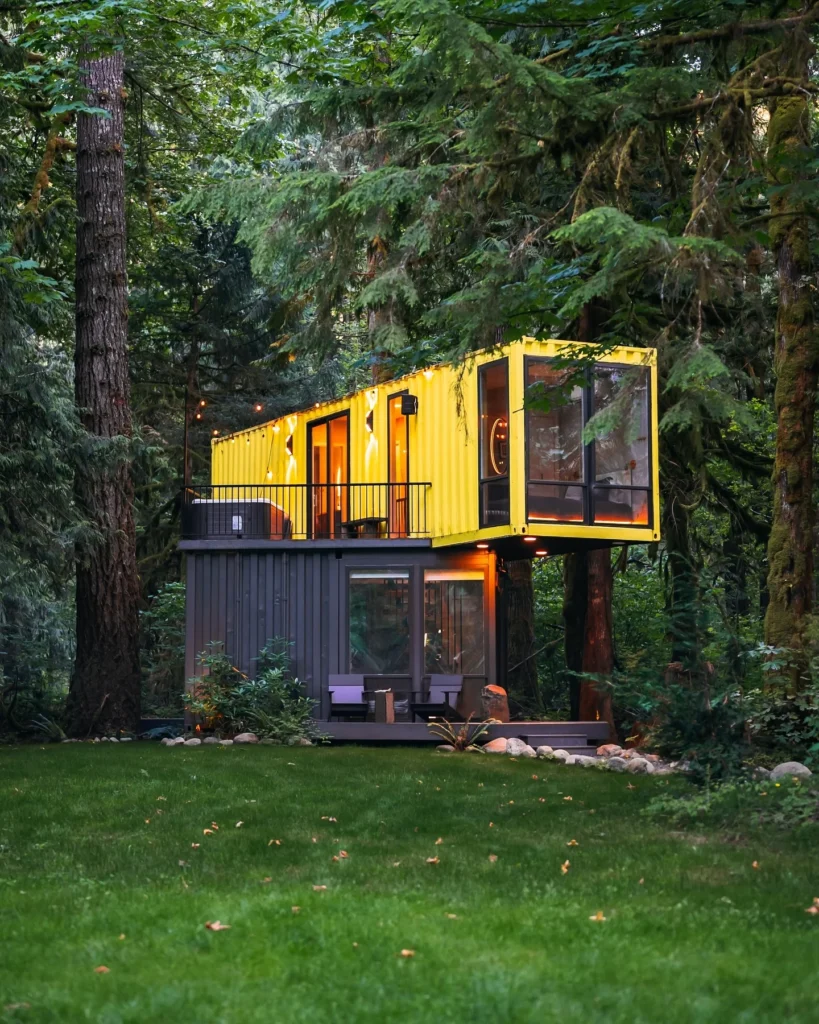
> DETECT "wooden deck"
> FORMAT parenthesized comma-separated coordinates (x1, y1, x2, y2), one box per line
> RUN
(324, 720, 609, 752)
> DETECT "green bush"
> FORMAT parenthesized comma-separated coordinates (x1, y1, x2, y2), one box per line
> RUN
(183, 638, 322, 742)
(645, 775, 819, 831)
(141, 582, 186, 716)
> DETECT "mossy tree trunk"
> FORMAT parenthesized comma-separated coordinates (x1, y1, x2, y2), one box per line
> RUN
(504, 558, 540, 709)
(67, 48, 141, 736)
(763, 36, 818, 689)
(579, 548, 616, 741)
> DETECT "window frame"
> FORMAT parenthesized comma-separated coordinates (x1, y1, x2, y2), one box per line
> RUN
(346, 567, 413, 676)
(523, 356, 654, 530)
(477, 357, 511, 529)
(306, 409, 351, 539)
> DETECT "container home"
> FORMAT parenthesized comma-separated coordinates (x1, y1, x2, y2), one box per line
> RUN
(181, 337, 658, 745)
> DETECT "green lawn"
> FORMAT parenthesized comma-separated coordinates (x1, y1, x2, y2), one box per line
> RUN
(1, 746, 817, 1023)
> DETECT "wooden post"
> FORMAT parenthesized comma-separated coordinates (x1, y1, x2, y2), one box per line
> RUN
(374, 689, 395, 723)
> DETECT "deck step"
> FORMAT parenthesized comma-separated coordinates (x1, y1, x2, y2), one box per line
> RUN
(519, 734, 599, 751)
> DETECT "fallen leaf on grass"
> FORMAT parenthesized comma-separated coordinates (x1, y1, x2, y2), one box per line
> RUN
(268, 839, 282, 846)
(446, 913, 458, 919)
(805, 901, 819, 916)
(144, 819, 151, 825)
(589, 911, 606, 922)
(191, 843, 200, 849)
(566, 839, 579, 847)
(118, 934, 125, 940)
(321, 816, 338, 823)
(563, 796, 572, 802)
(156, 796, 167, 801)
(203, 829, 214, 836)
(311, 837, 318, 843)
(638, 878, 644, 885)
(339, 850, 349, 859)
(205, 921, 231, 931)
(94, 966, 110, 974)
(210, 823, 219, 830)
(488, 854, 498, 863)
(426, 856, 440, 865)
(261, 877, 272, 884)
(752, 860, 760, 869)
(531, 774, 538, 780)
(399, 949, 415, 958)
(489, 822, 494, 828)
(4, 1003, 31, 1011)
(626, 783, 636, 791)
(434, 837, 443, 845)
(331, 856, 339, 862)
(235, 821, 243, 828)
(178, 860, 189, 867)
(291, 906, 300, 914)
(561, 860, 570, 875)
(538, 797, 546, 803)
(392, 861, 401, 867)
(312, 885, 327, 892)
(478, 783, 484, 788)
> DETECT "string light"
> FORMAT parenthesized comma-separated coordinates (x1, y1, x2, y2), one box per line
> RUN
(194, 411, 202, 420)
(254, 403, 263, 412)
(199, 399, 207, 407)
(212, 429, 220, 437)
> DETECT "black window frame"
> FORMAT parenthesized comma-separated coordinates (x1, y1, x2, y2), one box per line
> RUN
(477, 357, 511, 529)
(306, 409, 351, 540)
(523, 357, 654, 530)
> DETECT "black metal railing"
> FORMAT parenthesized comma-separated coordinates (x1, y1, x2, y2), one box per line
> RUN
(181, 483, 432, 541)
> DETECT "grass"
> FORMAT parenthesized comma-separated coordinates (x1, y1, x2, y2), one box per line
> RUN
(1, 745, 817, 1023)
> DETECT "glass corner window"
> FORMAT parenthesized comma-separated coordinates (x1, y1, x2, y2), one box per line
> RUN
(591, 365, 650, 526)
(525, 359, 585, 523)
(478, 360, 510, 527)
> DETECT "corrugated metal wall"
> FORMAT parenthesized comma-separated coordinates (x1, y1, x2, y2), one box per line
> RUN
(184, 546, 497, 718)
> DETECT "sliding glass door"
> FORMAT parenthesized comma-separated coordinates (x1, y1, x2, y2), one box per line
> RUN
(308, 413, 349, 538)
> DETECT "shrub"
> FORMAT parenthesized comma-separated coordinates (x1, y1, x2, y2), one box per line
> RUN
(645, 775, 819, 831)
(183, 638, 322, 742)
(141, 582, 186, 715)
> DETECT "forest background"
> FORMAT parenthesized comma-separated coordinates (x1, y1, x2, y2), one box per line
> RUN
(1, 0, 818, 775)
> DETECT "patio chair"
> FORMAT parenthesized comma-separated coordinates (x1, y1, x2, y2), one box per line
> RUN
(328, 675, 368, 721)
(410, 675, 463, 722)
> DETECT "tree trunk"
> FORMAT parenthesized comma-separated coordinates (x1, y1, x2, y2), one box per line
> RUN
(504, 558, 539, 710)
(562, 551, 588, 719)
(66, 48, 141, 736)
(579, 548, 616, 741)
(764, 39, 818, 689)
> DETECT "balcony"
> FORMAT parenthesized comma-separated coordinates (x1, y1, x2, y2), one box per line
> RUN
(181, 483, 432, 542)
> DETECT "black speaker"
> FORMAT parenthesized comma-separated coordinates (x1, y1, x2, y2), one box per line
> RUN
(401, 394, 418, 416)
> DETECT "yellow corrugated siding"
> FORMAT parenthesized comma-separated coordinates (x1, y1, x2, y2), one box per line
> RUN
(210, 338, 660, 545)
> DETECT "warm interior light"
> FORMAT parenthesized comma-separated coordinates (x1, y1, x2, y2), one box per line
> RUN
(535, 549, 548, 556)
(476, 542, 489, 549)
(523, 536, 538, 542)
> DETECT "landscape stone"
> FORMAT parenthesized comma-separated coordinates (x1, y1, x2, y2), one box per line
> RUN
(505, 737, 536, 758)
(536, 745, 555, 758)
(596, 744, 623, 757)
(119, 737, 132, 742)
(294, 737, 314, 746)
(551, 749, 572, 763)
(751, 766, 771, 781)
(573, 755, 597, 767)
(626, 757, 654, 774)
(203, 737, 220, 745)
(108, 737, 119, 743)
(184, 737, 201, 746)
(770, 761, 812, 782)
(607, 756, 629, 771)
(234, 732, 259, 744)
(217, 739, 233, 746)
(436, 744, 456, 752)
(482, 737, 508, 754)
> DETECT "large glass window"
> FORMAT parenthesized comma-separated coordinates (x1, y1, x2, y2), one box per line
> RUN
(478, 360, 510, 527)
(591, 366, 650, 525)
(525, 360, 585, 523)
(424, 571, 485, 676)
(349, 572, 410, 673)
(388, 394, 410, 537)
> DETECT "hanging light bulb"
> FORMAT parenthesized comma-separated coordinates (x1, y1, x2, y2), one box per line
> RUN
(254, 402, 263, 412)
(199, 399, 207, 407)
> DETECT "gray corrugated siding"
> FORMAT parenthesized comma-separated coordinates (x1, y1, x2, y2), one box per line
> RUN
(184, 546, 496, 719)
